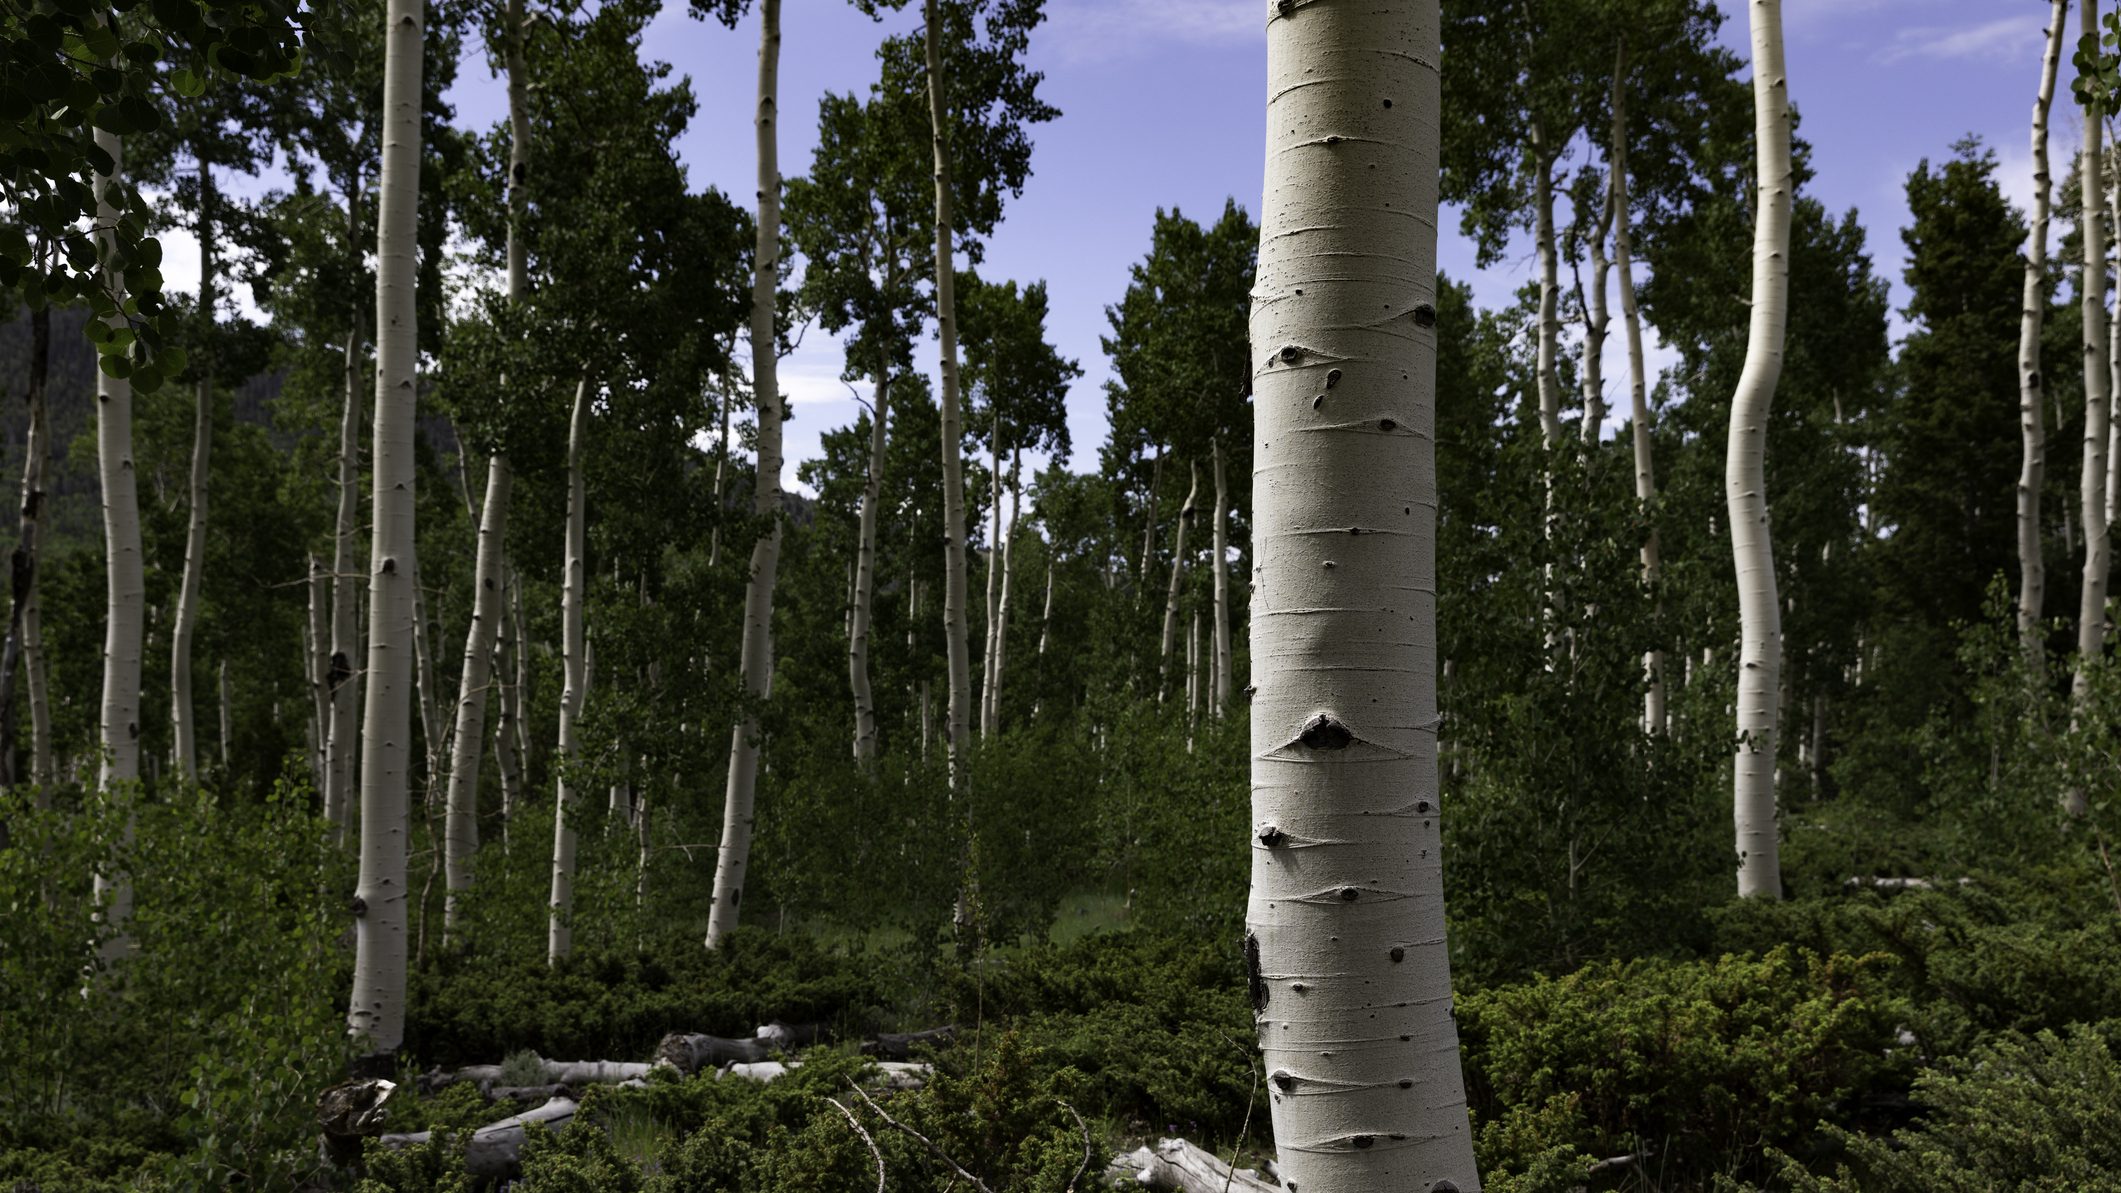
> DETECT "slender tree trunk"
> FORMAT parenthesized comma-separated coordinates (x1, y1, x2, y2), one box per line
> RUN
(1137, 449, 1163, 586)
(170, 154, 216, 781)
(924, 0, 974, 786)
(1730, 0, 1792, 900)
(2072, 0, 2113, 817)
(347, 0, 425, 1063)
(2020, 4, 2066, 655)
(1579, 180, 1614, 443)
(981, 426, 1003, 737)
(2107, 153, 2121, 532)
(850, 372, 888, 762)
(1611, 48, 1666, 733)
(411, 563, 441, 807)
(444, 0, 529, 930)
(1531, 136, 1563, 447)
(989, 449, 1021, 734)
(327, 172, 368, 843)
(1248, 2, 1478, 1184)
(91, 126, 143, 955)
(493, 562, 522, 847)
(1158, 460, 1199, 696)
(549, 379, 590, 964)
(3, 294, 52, 800)
(1210, 437, 1231, 715)
(706, 0, 784, 946)
(216, 659, 230, 771)
(709, 367, 732, 570)
(307, 555, 330, 796)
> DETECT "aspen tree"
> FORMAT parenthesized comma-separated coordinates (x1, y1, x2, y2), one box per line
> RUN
(168, 154, 216, 780)
(924, 0, 975, 783)
(706, 0, 784, 946)
(1, 270, 53, 797)
(1158, 460, 1198, 697)
(1247, 1, 1478, 1187)
(307, 555, 330, 793)
(444, 0, 529, 933)
(327, 176, 366, 841)
(92, 127, 144, 947)
(2070, 0, 2112, 817)
(347, 0, 424, 1061)
(1610, 47, 1665, 732)
(852, 385, 888, 760)
(1729, 0, 1792, 899)
(2021, 2, 2067, 654)
(550, 378, 590, 964)
(1210, 437, 1231, 714)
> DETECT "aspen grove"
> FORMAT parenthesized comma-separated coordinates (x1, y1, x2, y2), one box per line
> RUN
(8, 1, 2121, 1190)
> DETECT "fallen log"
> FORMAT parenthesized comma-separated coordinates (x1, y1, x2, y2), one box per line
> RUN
(421, 1056, 653, 1094)
(377, 1094, 578, 1181)
(655, 1031, 775, 1073)
(317, 1077, 398, 1168)
(1118, 1138, 1276, 1192)
(862, 1025, 956, 1060)
(721, 1058, 930, 1089)
(1843, 876, 1973, 891)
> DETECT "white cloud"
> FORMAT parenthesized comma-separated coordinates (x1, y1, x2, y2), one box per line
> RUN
(1041, 0, 1255, 66)
(1877, 14, 2048, 65)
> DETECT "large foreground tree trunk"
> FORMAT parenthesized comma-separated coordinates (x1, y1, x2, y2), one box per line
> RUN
(92, 127, 143, 954)
(1246, 2, 1479, 1187)
(1730, 0, 1792, 899)
(706, 0, 784, 946)
(347, 0, 425, 1063)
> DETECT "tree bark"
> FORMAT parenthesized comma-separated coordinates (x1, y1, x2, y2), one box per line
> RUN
(1158, 460, 1198, 697)
(1611, 47, 1665, 734)
(549, 379, 590, 965)
(1579, 174, 1614, 444)
(347, 0, 425, 1061)
(1247, 2, 1478, 1187)
(1122, 1139, 1275, 1193)
(981, 422, 1003, 737)
(2072, 0, 2113, 817)
(706, 0, 784, 946)
(170, 153, 215, 781)
(1531, 134, 1563, 447)
(327, 170, 367, 844)
(1730, 0, 1792, 899)
(91, 126, 143, 955)
(411, 561, 442, 806)
(924, 0, 974, 787)
(493, 562, 522, 847)
(1210, 436, 1231, 715)
(2020, 5, 2066, 655)
(851, 372, 888, 762)
(1137, 448, 1163, 586)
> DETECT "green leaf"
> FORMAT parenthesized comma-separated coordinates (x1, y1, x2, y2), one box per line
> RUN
(99, 353, 131, 379)
(170, 67, 205, 98)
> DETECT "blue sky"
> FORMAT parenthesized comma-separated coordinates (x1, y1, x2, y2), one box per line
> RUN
(170, 0, 2067, 493)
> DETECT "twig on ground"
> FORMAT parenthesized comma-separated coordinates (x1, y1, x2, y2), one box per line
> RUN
(848, 1079, 995, 1193)
(826, 1096, 885, 1193)
(1053, 1097, 1091, 1192)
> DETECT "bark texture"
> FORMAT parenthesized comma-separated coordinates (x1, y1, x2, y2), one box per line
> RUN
(2019, 4, 2066, 654)
(3, 294, 52, 797)
(1247, 2, 1478, 1187)
(1730, 0, 1792, 899)
(326, 173, 367, 842)
(92, 126, 142, 950)
(1158, 460, 1198, 696)
(706, 0, 784, 946)
(347, 0, 424, 1058)
(2072, 0, 2112, 817)
(1210, 437, 1232, 715)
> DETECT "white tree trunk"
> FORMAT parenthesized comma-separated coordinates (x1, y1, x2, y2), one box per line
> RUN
(850, 373, 888, 762)
(444, 0, 530, 933)
(1138, 449, 1163, 585)
(1611, 50, 1665, 734)
(2072, 0, 2112, 818)
(347, 0, 425, 1060)
(925, 0, 974, 785)
(1579, 178, 1613, 443)
(1247, 3, 1478, 1187)
(990, 449, 1021, 734)
(709, 366, 733, 570)
(981, 426, 1003, 737)
(549, 379, 590, 964)
(1158, 460, 1199, 696)
(92, 126, 143, 952)
(706, 0, 784, 946)
(411, 562, 442, 806)
(1730, 0, 1792, 900)
(170, 155, 215, 781)
(2020, 4, 2066, 653)
(493, 562, 522, 846)
(1210, 436, 1232, 715)
(327, 172, 367, 844)
(2108, 162, 2121, 532)
(1531, 133, 1563, 447)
